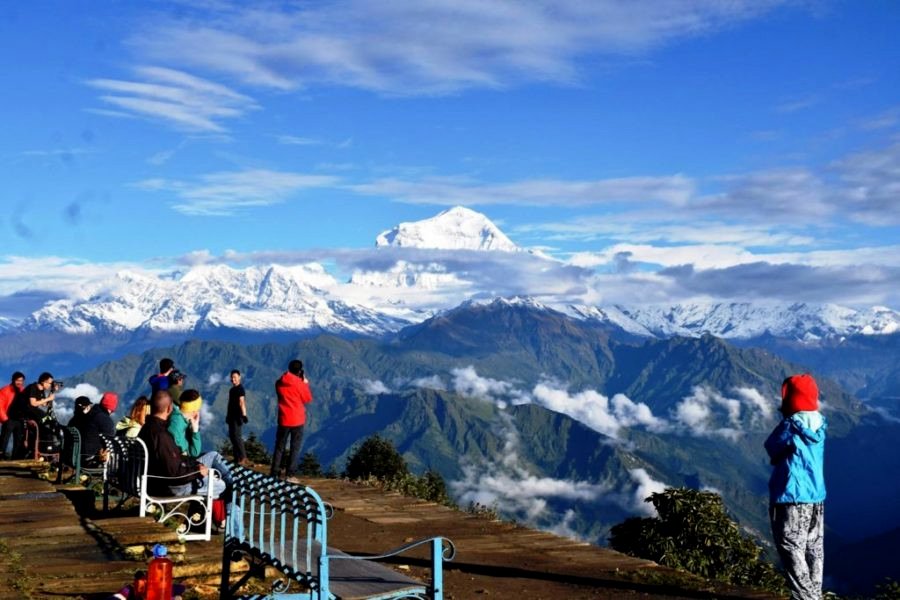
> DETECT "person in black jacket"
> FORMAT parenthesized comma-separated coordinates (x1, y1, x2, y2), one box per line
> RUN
(67, 396, 92, 431)
(79, 392, 117, 466)
(8, 372, 56, 458)
(138, 389, 223, 498)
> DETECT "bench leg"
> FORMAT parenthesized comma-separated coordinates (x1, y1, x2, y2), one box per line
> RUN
(220, 538, 234, 600)
(432, 537, 444, 600)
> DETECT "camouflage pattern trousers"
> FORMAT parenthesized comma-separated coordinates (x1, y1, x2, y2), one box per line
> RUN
(770, 503, 825, 600)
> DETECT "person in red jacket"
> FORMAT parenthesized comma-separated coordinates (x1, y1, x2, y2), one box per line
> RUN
(0, 372, 26, 458)
(271, 360, 313, 482)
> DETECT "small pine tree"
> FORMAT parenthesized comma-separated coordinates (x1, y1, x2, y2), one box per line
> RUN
(420, 469, 450, 504)
(609, 488, 787, 594)
(298, 451, 323, 477)
(324, 464, 339, 479)
(345, 434, 409, 482)
(244, 433, 272, 465)
(219, 440, 234, 459)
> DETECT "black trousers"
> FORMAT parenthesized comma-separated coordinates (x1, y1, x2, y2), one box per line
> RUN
(227, 420, 247, 463)
(270, 424, 303, 478)
(0, 419, 19, 457)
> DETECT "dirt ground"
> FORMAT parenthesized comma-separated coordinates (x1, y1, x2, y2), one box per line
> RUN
(323, 505, 774, 600)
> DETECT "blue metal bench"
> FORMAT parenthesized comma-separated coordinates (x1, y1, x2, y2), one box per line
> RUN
(101, 433, 218, 541)
(56, 427, 110, 485)
(56, 426, 82, 484)
(220, 465, 455, 599)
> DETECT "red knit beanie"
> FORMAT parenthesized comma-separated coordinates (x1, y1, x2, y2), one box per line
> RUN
(100, 391, 119, 413)
(781, 374, 818, 416)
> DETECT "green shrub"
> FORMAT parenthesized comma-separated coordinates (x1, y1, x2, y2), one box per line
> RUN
(245, 433, 272, 465)
(298, 452, 323, 477)
(344, 435, 455, 506)
(609, 488, 787, 595)
(383, 469, 453, 505)
(875, 578, 900, 600)
(345, 434, 409, 481)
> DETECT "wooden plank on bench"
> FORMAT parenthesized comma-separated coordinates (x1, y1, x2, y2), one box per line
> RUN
(328, 547, 426, 600)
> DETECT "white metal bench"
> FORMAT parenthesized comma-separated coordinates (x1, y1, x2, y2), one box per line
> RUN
(101, 433, 219, 541)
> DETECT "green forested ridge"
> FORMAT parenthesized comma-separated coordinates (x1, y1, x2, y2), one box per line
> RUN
(71, 300, 869, 551)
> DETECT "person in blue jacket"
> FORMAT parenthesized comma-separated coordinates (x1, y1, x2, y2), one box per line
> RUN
(765, 373, 827, 600)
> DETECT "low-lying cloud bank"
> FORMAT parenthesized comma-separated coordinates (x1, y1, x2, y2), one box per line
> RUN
(413, 367, 778, 441)
(449, 412, 669, 534)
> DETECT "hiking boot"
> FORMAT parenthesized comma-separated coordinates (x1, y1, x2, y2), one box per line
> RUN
(285, 476, 302, 485)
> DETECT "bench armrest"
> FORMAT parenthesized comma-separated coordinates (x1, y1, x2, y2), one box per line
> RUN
(329, 537, 454, 600)
(329, 536, 456, 563)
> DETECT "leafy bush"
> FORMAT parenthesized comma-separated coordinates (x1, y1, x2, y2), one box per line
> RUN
(345, 434, 409, 481)
(382, 469, 452, 505)
(875, 578, 900, 600)
(345, 435, 455, 506)
(465, 502, 500, 520)
(609, 488, 787, 594)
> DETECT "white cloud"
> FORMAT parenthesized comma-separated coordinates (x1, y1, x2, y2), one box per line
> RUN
(55, 383, 104, 425)
(628, 468, 668, 517)
(775, 95, 819, 114)
(571, 244, 759, 270)
(277, 135, 323, 146)
(200, 402, 215, 427)
(531, 381, 666, 439)
(451, 366, 525, 404)
(361, 379, 390, 395)
(519, 218, 815, 247)
(135, 169, 338, 216)
(547, 509, 583, 540)
(834, 142, 900, 226)
(130, 1, 791, 96)
(351, 175, 694, 207)
(733, 387, 774, 422)
(697, 168, 834, 220)
(206, 373, 224, 387)
(0, 255, 157, 299)
(670, 385, 776, 440)
(410, 375, 446, 391)
(449, 367, 667, 440)
(450, 412, 614, 521)
(86, 66, 257, 132)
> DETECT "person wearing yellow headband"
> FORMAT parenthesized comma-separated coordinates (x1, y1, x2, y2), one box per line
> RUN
(168, 389, 203, 457)
(168, 388, 234, 513)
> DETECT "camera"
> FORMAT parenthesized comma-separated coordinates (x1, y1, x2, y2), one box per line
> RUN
(52, 380, 65, 391)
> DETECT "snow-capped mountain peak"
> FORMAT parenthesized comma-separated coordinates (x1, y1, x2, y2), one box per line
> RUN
(375, 206, 519, 252)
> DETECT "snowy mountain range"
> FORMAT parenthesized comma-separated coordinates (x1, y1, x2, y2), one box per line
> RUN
(3, 206, 898, 346)
(568, 301, 899, 341)
(20, 264, 405, 337)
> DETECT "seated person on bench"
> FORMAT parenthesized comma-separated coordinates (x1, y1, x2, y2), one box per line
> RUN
(139, 389, 225, 498)
(168, 389, 234, 491)
(79, 392, 117, 467)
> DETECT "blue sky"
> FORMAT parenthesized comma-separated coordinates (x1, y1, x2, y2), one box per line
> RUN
(0, 1, 898, 316)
